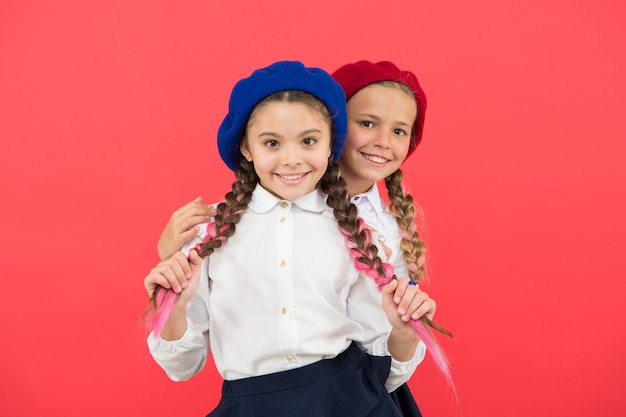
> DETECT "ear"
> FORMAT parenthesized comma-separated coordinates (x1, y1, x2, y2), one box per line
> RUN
(240, 139, 253, 162)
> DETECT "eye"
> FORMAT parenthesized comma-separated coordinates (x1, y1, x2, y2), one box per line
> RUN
(393, 128, 407, 136)
(302, 137, 317, 146)
(264, 139, 279, 148)
(359, 121, 374, 128)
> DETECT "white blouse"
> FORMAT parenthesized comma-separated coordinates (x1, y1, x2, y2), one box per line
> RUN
(350, 183, 409, 280)
(148, 185, 425, 392)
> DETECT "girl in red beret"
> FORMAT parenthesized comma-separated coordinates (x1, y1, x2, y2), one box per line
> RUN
(153, 61, 452, 416)
(331, 60, 446, 416)
(143, 61, 438, 417)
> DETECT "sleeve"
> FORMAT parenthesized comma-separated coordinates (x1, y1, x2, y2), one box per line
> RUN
(147, 229, 212, 381)
(346, 273, 426, 392)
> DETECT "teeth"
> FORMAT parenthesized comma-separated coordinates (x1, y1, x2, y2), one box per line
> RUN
(365, 154, 387, 163)
(280, 174, 304, 180)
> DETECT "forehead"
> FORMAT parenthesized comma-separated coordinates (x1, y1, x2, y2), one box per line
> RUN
(246, 101, 332, 138)
(351, 83, 415, 103)
(348, 84, 417, 121)
(249, 100, 329, 124)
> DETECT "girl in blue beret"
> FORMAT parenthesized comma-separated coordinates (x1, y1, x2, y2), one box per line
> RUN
(154, 60, 453, 416)
(143, 61, 439, 417)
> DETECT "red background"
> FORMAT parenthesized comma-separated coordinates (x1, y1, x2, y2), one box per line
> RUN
(1, 1, 625, 416)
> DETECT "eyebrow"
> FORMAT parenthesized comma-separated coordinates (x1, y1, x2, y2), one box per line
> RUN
(355, 113, 412, 128)
(256, 128, 323, 138)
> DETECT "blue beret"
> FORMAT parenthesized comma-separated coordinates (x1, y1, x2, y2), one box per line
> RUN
(217, 61, 348, 172)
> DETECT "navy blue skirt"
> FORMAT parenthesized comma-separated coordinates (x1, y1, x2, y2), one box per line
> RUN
(207, 343, 403, 417)
(390, 383, 423, 417)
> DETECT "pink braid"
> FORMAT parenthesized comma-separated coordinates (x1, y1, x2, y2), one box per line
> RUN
(320, 161, 453, 386)
(145, 286, 177, 338)
(145, 219, 235, 337)
(339, 218, 454, 389)
(144, 160, 256, 338)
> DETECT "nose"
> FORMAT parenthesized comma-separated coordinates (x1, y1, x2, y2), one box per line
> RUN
(282, 144, 302, 166)
(373, 130, 391, 149)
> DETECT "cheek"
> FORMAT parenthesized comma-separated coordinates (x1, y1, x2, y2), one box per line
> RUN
(317, 153, 331, 168)
(251, 156, 273, 174)
(341, 138, 362, 157)
(346, 131, 366, 148)
(394, 141, 411, 160)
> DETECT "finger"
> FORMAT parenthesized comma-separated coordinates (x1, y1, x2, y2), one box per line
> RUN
(411, 296, 436, 321)
(188, 250, 204, 280)
(179, 226, 201, 242)
(144, 271, 169, 296)
(156, 264, 184, 293)
(399, 289, 434, 320)
(161, 254, 191, 292)
(171, 200, 210, 225)
(197, 204, 215, 217)
(172, 251, 192, 279)
(178, 215, 211, 233)
(393, 278, 410, 305)
(189, 249, 203, 269)
(380, 279, 399, 309)
(396, 287, 427, 319)
(146, 265, 177, 293)
(187, 203, 213, 217)
(172, 200, 198, 218)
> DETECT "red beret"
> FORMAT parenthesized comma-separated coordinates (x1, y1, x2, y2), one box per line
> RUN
(331, 61, 426, 159)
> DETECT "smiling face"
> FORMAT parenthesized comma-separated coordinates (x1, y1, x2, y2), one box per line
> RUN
(240, 100, 332, 201)
(338, 83, 417, 197)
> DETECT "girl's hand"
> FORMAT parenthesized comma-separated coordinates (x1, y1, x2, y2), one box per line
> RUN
(144, 251, 203, 305)
(381, 278, 436, 330)
(157, 197, 215, 260)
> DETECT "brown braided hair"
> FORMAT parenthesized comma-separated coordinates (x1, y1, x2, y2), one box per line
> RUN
(385, 169, 427, 282)
(195, 159, 258, 258)
(363, 81, 452, 337)
(385, 169, 452, 337)
(147, 88, 450, 339)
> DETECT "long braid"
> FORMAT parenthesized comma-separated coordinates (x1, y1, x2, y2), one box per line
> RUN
(145, 159, 258, 336)
(321, 160, 453, 386)
(321, 161, 394, 286)
(385, 169, 426, 282)
(195, 159, 257, 258)
(385, 169, 453, 338)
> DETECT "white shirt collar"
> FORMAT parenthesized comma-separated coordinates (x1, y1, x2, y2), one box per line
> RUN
(351, 183, 385, 216)
(248, 184, 328, 214)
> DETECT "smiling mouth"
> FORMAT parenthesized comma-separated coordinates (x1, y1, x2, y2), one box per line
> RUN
(362, 153, 389, 164)
(276, 173, 307, 181)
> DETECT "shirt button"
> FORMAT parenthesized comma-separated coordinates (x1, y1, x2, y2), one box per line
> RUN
(280, 202, 288, 208)
(353, 196, 360, 201)
(281, 307, 287, 314)
(279, 217, 286, 223)
(280, 260, 286, 267)
(286, 354, 293, 361)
